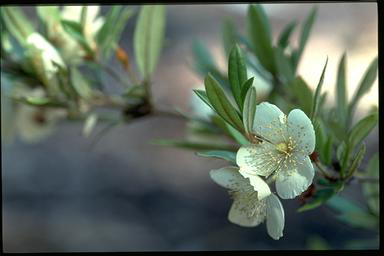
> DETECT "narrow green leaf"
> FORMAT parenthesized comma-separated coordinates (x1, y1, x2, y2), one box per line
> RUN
(348, 57, 378, 125)
(197, 150, 237, 164)
(336, 53, 347, 126)
(134, 5, 166, 79)
(204, 74, 244, 132)
(37, 6, 60, 24)
(310, 57, 328, 121)
(193, 89, 213, 110)
(348, 112, 378, 149)
(80, 6, 88, 28)
(314, 119, 325, 158)
(291, 76, 313, 116)
(298, 188, 335, 212)
(96, 6, 122, 46)
(61, 19, 93, 54)
(323, 135, 333, 166)
(152, 139, 236, 151)
(225, 122, 250, 146)
(277, 20, 297, 49)
(336, 212, 378, 230)
(362, 153, 379, 216)
(1, 7, 35, 44)
(346, 143, 366, 178)
(326, 195, 365, 214)
(70, 67, 93, 99)
(240, 77, 255, 105)
(293, 7, 317, 71)
(247, 4, 276, 75)
(273, 46, 294, 85)
(242, 86, 257, 136)
(228, 44, 247, 108)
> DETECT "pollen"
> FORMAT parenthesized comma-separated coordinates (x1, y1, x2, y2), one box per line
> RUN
(276, 142, 288, 153)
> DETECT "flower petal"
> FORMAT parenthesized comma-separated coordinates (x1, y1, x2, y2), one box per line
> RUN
(287, 109, 316, 155)
(275, 156, 315, 199)
(266, 194, 285, 240)
(209, 166, 248, 191)
(228, 197, 266, 227)
(236, 143, 282, 177)
(252, 102, 288, 144)
(238, 170, 271, 200)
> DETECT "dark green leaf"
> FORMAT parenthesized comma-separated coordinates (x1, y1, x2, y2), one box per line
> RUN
(204, 74, 244, 132)
(247, 4, 276, 75)
(152, 139, 236, 151)
(70, 67, 93, 99)
(326, 195, 365, 214)
(336, 52, 347, 126)
(310, 57, 328, 121)
(336, 212, 378, 230)
(346, 143, 365, 178)
(291, 76, 313, 116)
(134, 5, 166, 79)
(242, 86, 256, 136)
(348, 112, 378, 149)
(273, 46, 294, 85)
(323, 135, 333, 166)
(193, 89, 213, 109)
(96, 6, 122, 46)
(197, 150, 237, 164)
(240, 77, 255, 105)
(348, 57, 378, 125)
(277, 20, 297, 49)
(228, 44, 247, 109)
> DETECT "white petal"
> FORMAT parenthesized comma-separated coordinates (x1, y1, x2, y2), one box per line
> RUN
(275, 156, 314, 199)
(228, 197, 266, 227)
(238, 170, 271, 200)
(236, 143, 282, 177)
(252, 102, 288, 144)
(266, 194, 285, 240)
(287, 109, 316, 155)
(209, 166, 248, 190)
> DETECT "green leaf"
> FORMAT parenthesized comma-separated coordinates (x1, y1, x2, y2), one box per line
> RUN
(61, 19, 93, 55)
(196, 150, 237, 164)
(277, 20, 297, 49)
(1, 7, 35, 45)
(346, 143, 365, 178)
(314, 119, 325, 158)
(292, 7, 317, 72)
(242, 86, 257, 137)
(225, 122, 250, 146)
(152, 139, 236, 151)
(291, 76, 313, 116)
(298, 188, 335, 212)
(273, 46, 294, 85)
(204, 74, 244, 132)
(336, 212, 378, 230)
(70, 67, 93, 99)
(348, 57, 378, 125)
(228, 44, 247, 109)
(222, 18, 237, 57)
(306, 236, 330, 250)
(80, 6, 87, 28)
(336, 52, 347, 126)
(310, 57, 328, 121)
(348, 112, 378, 149)
(362, 153, 379, 216)
(323, 135, 333, 166)
(134, 5, 166, 79)
(247, 4, 276, 75)
(37, 6, 60, 24)
(96, 6, 122, 46)
(193, 89, 213, 110)
(240, 77, 254, 106)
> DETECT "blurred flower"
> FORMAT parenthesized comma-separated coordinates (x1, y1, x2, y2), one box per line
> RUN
(14, 88, 66, 143)
(26, 32, 66, 80)
(210, 166, 284, 240)
(237, 102, 315, 199)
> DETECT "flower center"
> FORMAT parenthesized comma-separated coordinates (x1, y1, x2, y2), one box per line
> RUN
(276, 142, 288, 153)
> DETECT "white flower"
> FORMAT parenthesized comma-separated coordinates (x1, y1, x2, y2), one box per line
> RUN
(210, 166, 285, 240)
(236, 102, 316, 199)
(26, 33, 66, 80)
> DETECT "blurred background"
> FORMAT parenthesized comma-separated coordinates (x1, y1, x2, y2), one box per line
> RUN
(2, 3, 378, 252)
